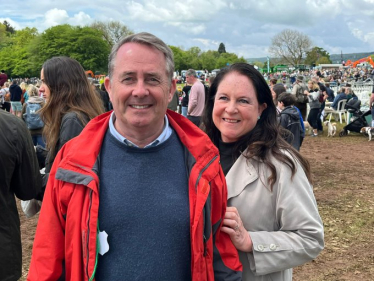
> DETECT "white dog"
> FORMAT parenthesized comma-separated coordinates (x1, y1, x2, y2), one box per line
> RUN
(360, 127, 374, 141)
(324, 121, 336, 137)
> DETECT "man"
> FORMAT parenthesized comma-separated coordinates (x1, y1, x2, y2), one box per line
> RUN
(325, 82, 335, 102)
(28, 32, 242, 280)
(0, 70, 8, 86)
(0, 110, 41, 280)
(186, 69, 205, 126)
(292, 75, 308, 120)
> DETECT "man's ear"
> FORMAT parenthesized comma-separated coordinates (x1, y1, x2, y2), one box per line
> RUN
(104, 77, 112, 100)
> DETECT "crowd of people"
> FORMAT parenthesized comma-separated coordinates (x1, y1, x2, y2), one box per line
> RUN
(3, 32, 356, 281)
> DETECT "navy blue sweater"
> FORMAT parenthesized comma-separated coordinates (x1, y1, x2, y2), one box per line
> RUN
(95, 129, 191, 280)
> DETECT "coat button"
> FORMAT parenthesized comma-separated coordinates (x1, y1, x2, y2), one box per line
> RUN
(270, 244, 277, 251)
(257, 244, 265, 251)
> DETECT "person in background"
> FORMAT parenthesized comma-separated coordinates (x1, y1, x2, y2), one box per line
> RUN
(0, 81, 11, 112)
(28, 32, 242, 281)
(22, 84, 46, 147)
(167, 80, 179, 112)
(186, 69, 205, 126)
(181, 82, 191, 117)
(325, 82, 335, 102)
(0, 69, 8, 86)
(100, 83, 112, 111)
(9, 80, 23, 117)
(370, 86, 374, 127)
(0, 110, 41, 281)
(20, 81, 28, 104)
(306, 80, 321, 137)
(292, 75, 308, 120)
(35, 56, 104, 199)
(277, 92, 304, 150)
(202, 62, 324, 281)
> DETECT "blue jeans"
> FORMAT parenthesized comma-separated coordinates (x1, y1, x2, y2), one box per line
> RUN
(32, 135, 45, 147)
(182, 106, 188, 117)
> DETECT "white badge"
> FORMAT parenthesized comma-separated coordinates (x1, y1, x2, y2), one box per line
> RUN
(98, 230, 109, 256)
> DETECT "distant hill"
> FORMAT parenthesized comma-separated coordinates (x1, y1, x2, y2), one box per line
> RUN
(246, 52, 374, 64)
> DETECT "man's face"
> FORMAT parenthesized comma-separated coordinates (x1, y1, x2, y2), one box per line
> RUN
(186, 75, 193, 85)
(105, 42, 175, 141)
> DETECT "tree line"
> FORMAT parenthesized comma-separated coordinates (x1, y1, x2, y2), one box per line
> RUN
(0, 21, 246, 78)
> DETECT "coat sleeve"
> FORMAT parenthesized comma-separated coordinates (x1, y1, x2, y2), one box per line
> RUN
(27, 150, 67, 281)
(211, 168, 243, 281)
(12, 117, 42, 200)
(247, 160, 324, 275)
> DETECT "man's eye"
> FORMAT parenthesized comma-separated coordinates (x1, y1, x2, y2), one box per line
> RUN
(148, 77, 160, 83)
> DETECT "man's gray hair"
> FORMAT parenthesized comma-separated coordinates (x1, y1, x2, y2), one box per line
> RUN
(186, 69, 197, 78)
(107, 32, 174, 82)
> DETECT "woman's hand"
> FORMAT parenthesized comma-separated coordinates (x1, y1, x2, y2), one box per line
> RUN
(221, 207, 253, 252)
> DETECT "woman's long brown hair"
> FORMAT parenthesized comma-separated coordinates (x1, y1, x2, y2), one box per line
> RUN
(39, 56, 104, 158)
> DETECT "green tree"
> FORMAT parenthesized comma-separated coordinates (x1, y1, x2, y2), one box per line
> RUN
(269, 29, 312, 67)
(169, 45, 189, 72)
(91, 21, 133, 48)
(185, 47, 202, 69)
(215, 53, 246, 69)
(305, 47, 331, 66)
(3, 20, 16, 34)
(200, 50, 220, 71)
(218, 43, 226, 54)
(33, 25, 110, 73)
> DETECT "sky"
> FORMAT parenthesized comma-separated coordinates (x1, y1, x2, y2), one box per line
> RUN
(2, 0, 374, 59)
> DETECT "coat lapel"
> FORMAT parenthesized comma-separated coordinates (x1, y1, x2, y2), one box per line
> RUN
(226, 154, 258, 199)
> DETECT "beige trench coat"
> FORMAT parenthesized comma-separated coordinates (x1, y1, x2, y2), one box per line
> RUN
(226, 151, 324, 281)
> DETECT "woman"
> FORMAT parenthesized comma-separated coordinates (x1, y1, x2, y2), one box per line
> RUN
(306, 80, 321, 137)
(22, 84, 45, 147)
(202, 63, 324, 281)
(37, 56, 104, 197)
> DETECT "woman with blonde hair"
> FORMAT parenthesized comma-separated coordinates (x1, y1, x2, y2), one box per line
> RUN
(305, 80, 321, 137)
(36, 56, 104, 198)
(20, 82, 28, 103)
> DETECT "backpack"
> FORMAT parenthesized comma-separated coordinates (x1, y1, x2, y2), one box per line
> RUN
(23, 102, 44, 130)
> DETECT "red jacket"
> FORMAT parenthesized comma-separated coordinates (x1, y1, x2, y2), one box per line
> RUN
(28, 110, 242, 281)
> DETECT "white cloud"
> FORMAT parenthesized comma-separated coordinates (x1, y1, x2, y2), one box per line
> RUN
(3, 0, 374, 58)
(44, 8, 69, 27)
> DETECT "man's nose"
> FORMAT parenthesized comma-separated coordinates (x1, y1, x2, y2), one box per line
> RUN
(132, 80, 149, 97)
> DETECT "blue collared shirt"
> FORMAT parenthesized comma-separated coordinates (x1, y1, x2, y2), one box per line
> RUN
(108, 112, 172, 148)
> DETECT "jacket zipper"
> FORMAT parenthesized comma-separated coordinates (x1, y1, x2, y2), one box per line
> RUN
(196, 155, 217, 257)
(86, 189, 93, 280)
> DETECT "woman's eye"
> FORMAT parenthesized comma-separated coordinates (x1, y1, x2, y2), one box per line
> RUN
(239, 99, 249, 104)
(218, 96, 228, 101)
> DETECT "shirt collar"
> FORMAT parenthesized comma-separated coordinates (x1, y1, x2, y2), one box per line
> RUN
(108, 112, 172, 148)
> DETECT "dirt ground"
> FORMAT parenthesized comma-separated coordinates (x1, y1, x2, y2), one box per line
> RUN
(17, 127, 374, 280)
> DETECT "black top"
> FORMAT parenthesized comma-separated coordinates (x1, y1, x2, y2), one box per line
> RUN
(218, 139, 241, 176)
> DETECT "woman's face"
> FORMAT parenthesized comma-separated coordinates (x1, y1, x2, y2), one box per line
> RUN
(39, 69, 51, 101)
(212, 72, 267, 143)
(307, 81, 313, 89)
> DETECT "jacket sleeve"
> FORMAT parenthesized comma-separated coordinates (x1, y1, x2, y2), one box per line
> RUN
(27, 150, 67, 281)
(212, 167, 243, 281)
(247, 160, 324, 275)
(12, 118, 42, 200)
